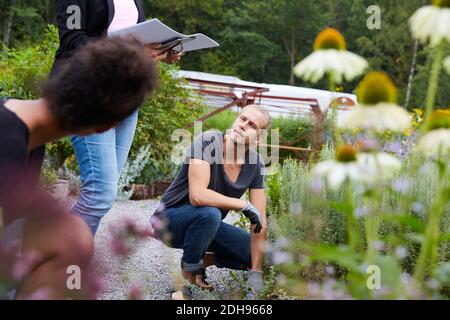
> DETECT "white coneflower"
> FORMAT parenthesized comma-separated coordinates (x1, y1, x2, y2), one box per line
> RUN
(444, 56, 450, 75)
(312, 145, 368, 190)
(357, 152, 402, 180)
(416, 110, 450, 157)
(293, 28, 368, 85)
(409, 0, 450, 46)
(339, 72, 412, 133)
(355, 138, 401, 180)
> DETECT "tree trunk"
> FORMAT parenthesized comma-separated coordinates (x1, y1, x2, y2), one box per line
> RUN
(404, 38, 419, 110)
(3, 9, 14, 46)
(405, 0, 426, 110)
(44, 0, 50, 23)
(289, 29, 296, 85)
(44, 0, 55, 24)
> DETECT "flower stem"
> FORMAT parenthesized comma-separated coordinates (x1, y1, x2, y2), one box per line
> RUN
(328, 73, 343, 146)
(365, 207, 380, 265)
(414, 160, 448, 283)
(422, 41, 445, 132)
(365, 165, 382, 265)
(344, 182, 360, 251)
(328, 72, 336, 93)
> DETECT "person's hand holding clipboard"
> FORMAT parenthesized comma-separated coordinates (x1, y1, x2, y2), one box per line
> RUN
(147, 36, 196, 64)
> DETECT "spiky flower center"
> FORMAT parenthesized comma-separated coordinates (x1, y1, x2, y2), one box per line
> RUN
(433, 0, 450, 8)
(356, 71, 398, 106)
(336, 145, 357, 162)
(314, 28, 347, 51)
(428, 109, 450, 130)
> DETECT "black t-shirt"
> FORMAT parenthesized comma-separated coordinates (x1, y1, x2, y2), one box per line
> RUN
(0, 98, 45, 224)
(159, 131, 265, 219)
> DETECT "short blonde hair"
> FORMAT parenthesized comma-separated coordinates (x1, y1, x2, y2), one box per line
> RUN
(239, 104, 272, 129)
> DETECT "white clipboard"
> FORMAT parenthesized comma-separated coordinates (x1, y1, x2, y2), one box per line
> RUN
(109, 18, 220, 52)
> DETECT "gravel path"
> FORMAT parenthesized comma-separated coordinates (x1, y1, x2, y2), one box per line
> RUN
(88, 199, 246, 300)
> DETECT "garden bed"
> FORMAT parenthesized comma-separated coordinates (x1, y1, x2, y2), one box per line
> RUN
(129, 181, 172, 200)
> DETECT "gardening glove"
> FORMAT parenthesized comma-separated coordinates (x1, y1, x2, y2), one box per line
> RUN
(247, 270, 264, 297)
(241, 201, 263, 233)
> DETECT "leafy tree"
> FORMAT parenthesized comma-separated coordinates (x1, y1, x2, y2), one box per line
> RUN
(0, 0, 55, 47)
(219, 0, 329, 84)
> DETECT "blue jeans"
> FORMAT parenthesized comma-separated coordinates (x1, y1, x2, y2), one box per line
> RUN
(159, 204, 251, 272)
(71, 110, 139, 235)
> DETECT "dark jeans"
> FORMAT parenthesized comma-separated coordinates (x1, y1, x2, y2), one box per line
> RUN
(156, 204, 251, 273)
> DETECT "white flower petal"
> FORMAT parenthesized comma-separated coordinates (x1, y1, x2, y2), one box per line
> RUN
(311, 157, 396, 188)
(346, 164, 368, 181)
(416, 129, 450, 158)
(356, 152, 401, 181)
(374, 153, 401, 176)
(409, 6, 450, 46)
(340, 51, 368, 81)
(327, 165, 348, 189)
(339, 103, 412, 133)
(294, 49, 367, 84)
(312, 160, 335, 176)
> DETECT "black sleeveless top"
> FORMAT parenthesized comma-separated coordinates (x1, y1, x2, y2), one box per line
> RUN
(0, 98, 45, 224)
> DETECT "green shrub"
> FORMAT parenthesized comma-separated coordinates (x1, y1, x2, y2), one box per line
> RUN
(270, 116, 313, 161)
(0, 25, 58, 99)
(203, 109, 237, 132)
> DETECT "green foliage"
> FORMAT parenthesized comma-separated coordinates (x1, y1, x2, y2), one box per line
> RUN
(143, 0, 329, 84)
(0, 0, 55, 47)
(40, 158, 59, 188)
(271, 116, 313, 161)
(203, 109, 237, 132)
(117, 145, 152, 201)
(0, 24, 58, 98)
(46, 137, 74, 169)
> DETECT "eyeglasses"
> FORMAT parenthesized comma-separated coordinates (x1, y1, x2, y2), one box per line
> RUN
(170, 42, 183, 54)
(161, 41, 183, 56)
